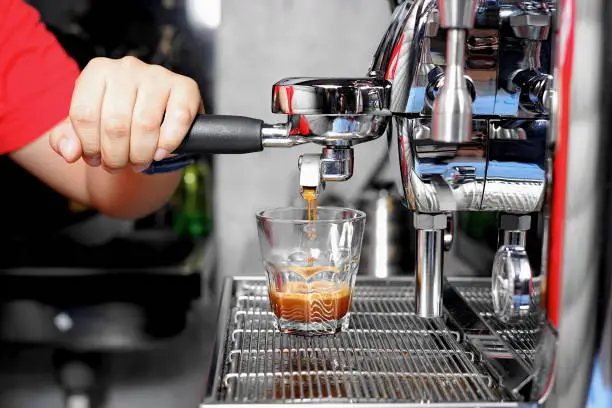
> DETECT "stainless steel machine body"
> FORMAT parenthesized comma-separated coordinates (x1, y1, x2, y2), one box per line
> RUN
(373, 0, 551, 320)
(266, 0, 553, 321)
(189, 0, 612, 406)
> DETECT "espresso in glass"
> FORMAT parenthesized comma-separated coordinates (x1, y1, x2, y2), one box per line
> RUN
(256, 206, 365, 335)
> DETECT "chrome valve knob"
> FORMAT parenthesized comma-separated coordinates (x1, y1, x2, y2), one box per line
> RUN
(491, 245, 534, 322)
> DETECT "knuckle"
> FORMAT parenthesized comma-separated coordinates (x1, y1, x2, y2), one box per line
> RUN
(48, 126, 60, 142)
(179, 75, 199, 90)
(181, 77, 201, 98)
(157, 137, 181, 151)
(188, 77, 200, 91)
(48, 133, 58, 150)
(49, 133, 63, 151)
(101, 150, 127, 168)
(132, 113, 161, 134)
(147, 64, 169, 78)
(103, 115, 131, 139)
(84, 57, 110, 71)
(120, 55, 141, 68)
(129, 152, 153, 166)
(81, 142, 100, 156)
(158, 108, 193, 150)
(105, 161, 124, 169)
(70, 105, 98, 126)
(172, 107, 194, 128)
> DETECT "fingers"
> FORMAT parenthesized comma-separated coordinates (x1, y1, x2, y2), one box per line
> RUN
(156, 76, 201, 161)
(100, 75, 137, 172)
(69, 58, 107, 166)
(130, 67, 170, 171)
(55, 56, 203, 172)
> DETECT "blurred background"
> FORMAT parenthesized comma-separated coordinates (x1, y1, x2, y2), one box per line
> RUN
(0, 0, 544, 407)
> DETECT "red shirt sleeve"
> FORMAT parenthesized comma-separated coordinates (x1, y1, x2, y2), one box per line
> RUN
(0, 0, 80, 154)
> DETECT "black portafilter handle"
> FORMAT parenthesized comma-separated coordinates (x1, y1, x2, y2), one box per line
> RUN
(175, 114, 264, 154)
(143, 115, 266, 174)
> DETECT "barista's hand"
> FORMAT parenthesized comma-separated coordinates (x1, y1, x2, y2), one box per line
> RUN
(50, 56, 203, 172)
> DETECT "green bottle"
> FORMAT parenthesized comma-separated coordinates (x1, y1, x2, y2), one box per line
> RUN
(171, 161, 213, 238)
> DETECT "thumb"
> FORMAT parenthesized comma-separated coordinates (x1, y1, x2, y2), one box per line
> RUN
(49, 120, 83, 163)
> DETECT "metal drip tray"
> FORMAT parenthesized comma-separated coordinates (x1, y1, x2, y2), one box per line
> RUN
(453, 281, 539, 369)
(202, 277, 529, 407)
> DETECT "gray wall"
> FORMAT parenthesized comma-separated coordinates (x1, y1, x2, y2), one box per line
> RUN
(214, 0, 392, 278)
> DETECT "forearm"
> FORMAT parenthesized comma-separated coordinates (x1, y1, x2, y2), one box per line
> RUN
(85, 166, 182, 219)
(11, 134, 182, 220)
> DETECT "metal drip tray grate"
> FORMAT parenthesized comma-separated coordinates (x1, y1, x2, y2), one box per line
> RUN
(203, 278, 519, 406)
(454, 283, 539, 369)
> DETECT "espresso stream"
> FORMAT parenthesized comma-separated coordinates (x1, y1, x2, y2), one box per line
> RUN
(303, 187, 317, 240)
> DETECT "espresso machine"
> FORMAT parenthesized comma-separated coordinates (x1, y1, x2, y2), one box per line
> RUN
(150, 0, 610, 406)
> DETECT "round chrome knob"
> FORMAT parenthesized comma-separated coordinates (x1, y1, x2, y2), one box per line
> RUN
(491, 245, 533, 322)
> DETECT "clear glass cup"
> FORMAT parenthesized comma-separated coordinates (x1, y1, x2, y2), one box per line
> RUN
(256, 207, 366, 335)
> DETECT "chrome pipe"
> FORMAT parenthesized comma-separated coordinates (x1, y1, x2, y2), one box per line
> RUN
(445, 29, 466, 87)
(431, 28, 472, 143)
(415, 228, 444, 318)
(504, 230, 527, 247)
(499, 214, 531, 248)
